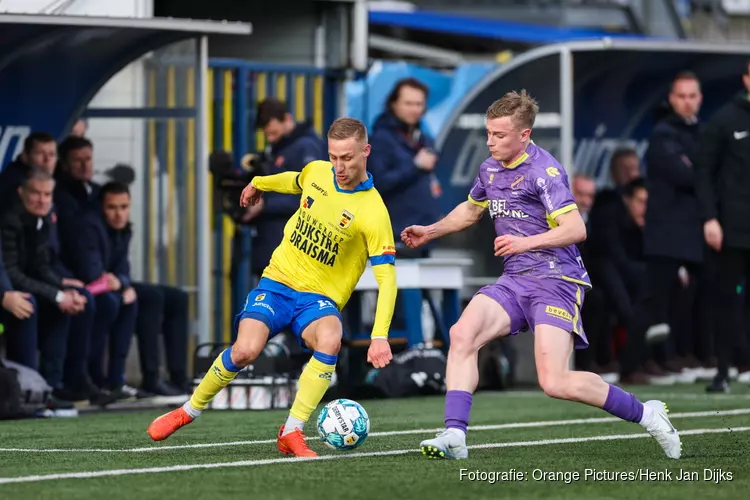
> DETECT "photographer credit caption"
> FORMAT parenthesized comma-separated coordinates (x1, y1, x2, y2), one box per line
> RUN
(459, 468, 733, 484)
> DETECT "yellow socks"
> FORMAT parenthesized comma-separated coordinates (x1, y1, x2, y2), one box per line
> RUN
(181, 347, 336, 430)
(283, 351, 337, 435)
(184, 348, 243, 417)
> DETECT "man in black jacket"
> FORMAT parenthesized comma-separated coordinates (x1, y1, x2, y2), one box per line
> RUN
(54, 136, 100, 270)
(241, 99, 327, 277)
(694, 61, 750, 392)
(0, 168, 96, 400)
(75, 182, 139, 399)
(0, 235, 36, 368)
(588, 178, 655, 383)
(0, 132, 57, 215)
(77, 182, 190, 397)
(640, 71, 707, 372)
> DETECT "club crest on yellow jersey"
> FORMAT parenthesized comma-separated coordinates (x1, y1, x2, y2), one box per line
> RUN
(339, 210, 354, 229)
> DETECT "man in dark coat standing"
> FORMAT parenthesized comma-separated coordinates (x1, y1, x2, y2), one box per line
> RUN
(638, 71, 707, 373)
(694, 60, 750, 392)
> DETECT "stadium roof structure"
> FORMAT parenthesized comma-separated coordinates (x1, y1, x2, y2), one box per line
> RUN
(0, 13, 251, 342)
(369, 9, 653, 45)
(0, 13, 251, 137)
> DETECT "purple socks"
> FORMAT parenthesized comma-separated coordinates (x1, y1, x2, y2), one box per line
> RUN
(445, 390, 473, 433)
(603, 384, 644, 423)
(445, 385, 641, 433)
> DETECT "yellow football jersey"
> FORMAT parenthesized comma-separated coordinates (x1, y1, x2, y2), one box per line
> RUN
(253, 160, 396, 311)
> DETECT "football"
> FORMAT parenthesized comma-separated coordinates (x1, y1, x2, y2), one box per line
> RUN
(316, 398, 370, 450)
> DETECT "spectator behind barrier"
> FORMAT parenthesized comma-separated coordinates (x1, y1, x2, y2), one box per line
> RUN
(81, 182, 191, 397)
(641, 71, 711, 378)
(587, 179, 674, 384)
(571, 173, 596, 224)
(0, 233, 36, 363)
(0, 168, 106, 408)
(593, 148, 641, 211)
(0, 131, 88, 290)
(588, 179, 647, 322)
(0, 132, 57, 215)
(368, 78, 441, 252)
(53, 136, 100, 272)
(570, 172, 612, 376)
(694, 59, 750, 392)
(75, 181, 141, 401)
(241, 98, 327, 277)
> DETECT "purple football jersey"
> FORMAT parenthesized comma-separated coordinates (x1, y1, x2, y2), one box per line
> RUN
(468, 142, 590, 287)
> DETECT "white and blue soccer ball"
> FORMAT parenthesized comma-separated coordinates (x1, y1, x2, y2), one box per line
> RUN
(316, 398, 370, 451)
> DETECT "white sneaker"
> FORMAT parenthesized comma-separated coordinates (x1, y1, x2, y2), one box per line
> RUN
(695, 367, 718, 381)
(647, 373, 676, 386)
(420, 429, 469, 459)
(645, 323, 670, 343)
(672, 369, 698, 384)
(641, 400, 681, 459)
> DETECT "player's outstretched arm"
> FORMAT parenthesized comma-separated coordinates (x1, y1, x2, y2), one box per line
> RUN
(240, 172, 303, 207)
(401, 200, 485, 248)
(252, 172, 303, 195)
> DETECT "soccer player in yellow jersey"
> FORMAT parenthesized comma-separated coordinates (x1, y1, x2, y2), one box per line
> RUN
(147, 118, 397, 457)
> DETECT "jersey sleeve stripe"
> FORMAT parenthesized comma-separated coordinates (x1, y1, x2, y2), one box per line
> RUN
(467, 194, 489, 208)
(370, 254, 396, 266)
(549, 203, 578, 220)
(561, 275, 592, 289)
(295, 173, 302, 190)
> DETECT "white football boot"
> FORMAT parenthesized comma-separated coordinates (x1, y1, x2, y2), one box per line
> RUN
(640, 400, 682, 459)
(420, 428, 469, 459)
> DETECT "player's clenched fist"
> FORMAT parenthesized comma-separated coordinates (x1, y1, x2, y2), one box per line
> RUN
(367, 338, 392, 369)
(239, 183, 262, 207)
(401, 225, 431, 248)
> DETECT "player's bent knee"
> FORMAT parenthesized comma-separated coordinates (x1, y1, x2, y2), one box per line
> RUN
(537, 371, 571, 400)
(230, 343, 262, 367)
(314, 329, 342, 355)
(232, 318, 270, 366)
(449, 323, 479, 353)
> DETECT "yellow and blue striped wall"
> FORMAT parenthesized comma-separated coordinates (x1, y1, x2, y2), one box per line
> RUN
(143, 59, 339, 345)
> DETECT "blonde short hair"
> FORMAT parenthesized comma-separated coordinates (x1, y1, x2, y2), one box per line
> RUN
(485, 89, 539, 130)
(327, 117, 368, 143)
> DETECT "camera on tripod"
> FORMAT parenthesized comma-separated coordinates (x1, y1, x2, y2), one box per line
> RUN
(209, 150, 274, 222)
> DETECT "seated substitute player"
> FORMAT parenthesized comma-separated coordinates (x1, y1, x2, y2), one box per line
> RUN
(402, 90, 681, 460)
(147, 118, 397, 457)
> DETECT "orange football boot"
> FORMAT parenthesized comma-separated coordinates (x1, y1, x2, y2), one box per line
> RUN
(147, 407, 194, 441)
(276, 425, 318, 457)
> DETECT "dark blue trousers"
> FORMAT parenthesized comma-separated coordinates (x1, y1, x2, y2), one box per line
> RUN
(89, 292, 138, 389)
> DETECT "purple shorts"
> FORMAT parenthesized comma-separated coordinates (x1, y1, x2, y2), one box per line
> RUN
(477, 274, 589, 349)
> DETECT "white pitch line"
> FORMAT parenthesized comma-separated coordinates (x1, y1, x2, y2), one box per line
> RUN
(0, 426, 748, 485)
(1, 408, 749, 454)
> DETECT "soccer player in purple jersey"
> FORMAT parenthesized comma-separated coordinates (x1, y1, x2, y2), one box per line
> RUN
(402, 90, 681, 460)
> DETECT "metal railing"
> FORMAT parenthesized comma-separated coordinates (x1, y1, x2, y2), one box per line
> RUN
(143, 58, 340, 343)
